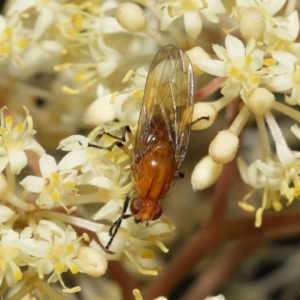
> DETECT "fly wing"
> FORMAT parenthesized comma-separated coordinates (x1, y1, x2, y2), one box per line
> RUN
(134, 45, 194, 168)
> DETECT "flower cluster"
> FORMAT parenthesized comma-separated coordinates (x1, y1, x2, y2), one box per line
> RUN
(0, 0, 299, 299)
(190, 1, 300, 227)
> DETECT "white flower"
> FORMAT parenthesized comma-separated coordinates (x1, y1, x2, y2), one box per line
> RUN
(0, 15, 29, 69)
(0, 229, 23, 287)
(19, 154, 78, 210)
(0, 205, 15, 223)
(57, 135, 114, 189)
(14, 221, 86, 290)
(233, 0, 296, 42)
(263, 51, 300, 105)
(0, 107, 45, 175)
(94, 202, 173, 275)
(157, 0, 226, 39)
(195, 35, 264, 100)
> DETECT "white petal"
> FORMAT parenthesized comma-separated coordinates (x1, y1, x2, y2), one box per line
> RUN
(0, 205, 15, 222)
(37, 220, 65, 244)
(271, 51, 296, 71)
(276, 143, 297, 168)
(88, 176, 112, 189)
(206, 0, 226, 14)
(23, 138, 45, 155)
(39, 154, 57, 178)
(20, 175, 44, 193)
(183, 11, 202, 39)
(291, 124, 300, 140)
(0, 156, 9, 172)
(194, 59, 227, 77)
(255, 160, 280, 178)
(58, 135, 89, 151)
(58, 149, 87, 170)
(84, 93, 115, 126)
(93, 199, 120, 220)
(225, 35, 245, 62)
(14, 239, 49, 257)
(6, 0, 36, 15)
(160, 7, 178, 30)
(9, 151, 27, 174)
(96, 61, 118, 78)
(34, 7, 54, 38)
(264, 74, 293, 92)
(264, 0, 286, 15)
(212, 44, 226, 60)
(250, 49, 264, 70)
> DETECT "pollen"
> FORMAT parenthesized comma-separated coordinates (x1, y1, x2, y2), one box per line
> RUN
(141, 249, 155, 258)
(133, 90, 143, 98)
(51, 189, 60, 202)
(17, 39, 28, 50)
(273, 200, 282, 211)
(4, 27, 12, 38)
(66, 244, 74, 253)
(229, 66, 239, 77)
(0, 45, 10, 54)
(72, 13, 83, 27)
(75, 70, 85, 82)
(51, 172, 60, 182)
(5, 115, 12, 127)
(250, 75, 259, 84)
(55, 262, 64, 272)
(15, 123, 24, 132)
(64, 181, 75, 190)
(70, 264, 79, 274)
(264, 58, 276, 67)
(245, 55, 252, 66)
(14, 270, 22, 280)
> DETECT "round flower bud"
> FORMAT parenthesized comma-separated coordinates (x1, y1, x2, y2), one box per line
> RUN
(84, 93, 115, 126)
(191, 155, 223, 190)
(209, 130, 239, 164)
(77, 246, 108, 277)
(240, 8, 266, 41)
(246, 88, 275, 116)
(192, 102, 217, 130)
(115, 3, 147, 33)
(186, 47, 210, 75)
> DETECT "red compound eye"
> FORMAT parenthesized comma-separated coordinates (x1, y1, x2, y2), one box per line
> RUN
(130, 198, 144, 215)
(152, 204, 163, 220)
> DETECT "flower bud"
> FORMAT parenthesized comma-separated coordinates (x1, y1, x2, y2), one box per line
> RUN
(186, 47, 210, 75)
(115, 3, 147, 33)
(192, 102, 217, 130)
(191, 155, 223, 190)
(240, 8, 266, 41)
(77, 246, 108, 277)
(246, 88, 275, 116)
(209, 130, 239, 164)
(84, 94, 115, 125)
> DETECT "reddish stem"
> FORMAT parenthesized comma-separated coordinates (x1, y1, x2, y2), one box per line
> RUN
(180, 238, 262, 300)
(194, 77, 226, 102)
(142, 212, 300, 299)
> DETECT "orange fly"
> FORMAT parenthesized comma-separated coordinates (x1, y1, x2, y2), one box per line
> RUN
(105, 45, 208, 250)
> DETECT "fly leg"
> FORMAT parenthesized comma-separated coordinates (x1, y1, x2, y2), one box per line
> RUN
(191, 116, 210, 126)
(105, 194, 132, 250)
(89, 125, 135, 158)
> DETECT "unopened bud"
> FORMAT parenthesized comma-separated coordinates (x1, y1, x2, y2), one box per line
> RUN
(209, 130, 239, 164)
(115, 3, 147, 33)
(240, 8, 266, 40)
(191, 155, 223, 190)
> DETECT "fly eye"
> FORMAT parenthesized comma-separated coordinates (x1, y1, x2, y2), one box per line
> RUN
(152, 204, 163, 220)
(130, 198, 144, 214)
